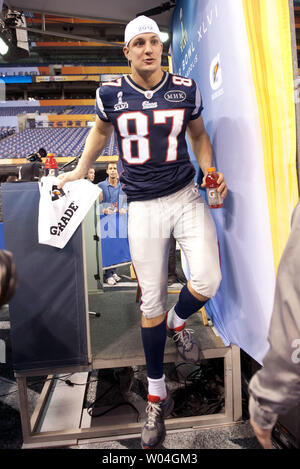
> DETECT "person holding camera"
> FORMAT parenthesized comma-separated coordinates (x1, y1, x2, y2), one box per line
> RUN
(19, 148, 47, 182)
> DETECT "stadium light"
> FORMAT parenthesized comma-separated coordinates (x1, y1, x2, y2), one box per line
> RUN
(0, 18, 12, 55)
(0, 9, 29, 60)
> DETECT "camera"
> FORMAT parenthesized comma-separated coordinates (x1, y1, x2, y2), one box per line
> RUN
(26, 147, 47, 163)
(20, 148, 47, 181)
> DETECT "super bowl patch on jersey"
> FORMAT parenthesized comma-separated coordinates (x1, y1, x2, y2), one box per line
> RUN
(114, 91, 129, 111)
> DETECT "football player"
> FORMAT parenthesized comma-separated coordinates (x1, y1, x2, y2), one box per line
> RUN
(58, 15, 227, 449)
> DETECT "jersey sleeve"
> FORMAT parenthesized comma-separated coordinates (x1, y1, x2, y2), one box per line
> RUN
(95, 86, 110, 123)
(190, 82, 203, 121)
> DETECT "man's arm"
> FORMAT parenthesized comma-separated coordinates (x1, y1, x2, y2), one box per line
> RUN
(248, 200, 300, 448)
(187, 116, 227, 199)
(57, 116, 113, 189)
(99, 188, 103, 203)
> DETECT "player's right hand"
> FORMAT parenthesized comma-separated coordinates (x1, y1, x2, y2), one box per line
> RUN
(57, 168, 84, 189)
(103, 207, 117, 215)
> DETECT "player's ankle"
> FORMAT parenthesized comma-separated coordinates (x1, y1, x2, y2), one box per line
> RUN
(166, 306, 185, 330)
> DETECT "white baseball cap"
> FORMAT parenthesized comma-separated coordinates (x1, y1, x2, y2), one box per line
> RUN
(124, 16, 163, 46)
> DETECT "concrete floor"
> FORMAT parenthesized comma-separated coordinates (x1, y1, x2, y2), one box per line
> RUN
(70, 421, 261, 450)
(0, 294, 262, 450)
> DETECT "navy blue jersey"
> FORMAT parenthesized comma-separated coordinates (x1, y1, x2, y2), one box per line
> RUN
(95, 72, 203, 202)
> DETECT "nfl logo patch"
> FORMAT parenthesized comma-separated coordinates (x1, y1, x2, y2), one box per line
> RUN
(145, 90, 153, 99)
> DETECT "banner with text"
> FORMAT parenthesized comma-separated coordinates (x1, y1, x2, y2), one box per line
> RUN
(171, 0, 298, 363)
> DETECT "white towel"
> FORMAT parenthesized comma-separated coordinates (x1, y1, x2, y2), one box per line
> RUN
(38, 176, 101, 249)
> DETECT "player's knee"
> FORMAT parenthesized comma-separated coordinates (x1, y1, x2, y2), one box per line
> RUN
(141, 311, 165, 328)
(190, 268, 222, 299)
(142, 310, 164, 321)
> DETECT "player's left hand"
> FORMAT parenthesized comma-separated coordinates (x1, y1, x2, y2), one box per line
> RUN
(201, 171, 228, 200)
(250, 417, 273, 449)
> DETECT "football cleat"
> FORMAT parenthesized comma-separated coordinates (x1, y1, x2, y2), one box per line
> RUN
(106, 276, 116, 285)
(141, 392, 174, 449)
(112, 273, 121, 282)
(166, 309, 201, 364)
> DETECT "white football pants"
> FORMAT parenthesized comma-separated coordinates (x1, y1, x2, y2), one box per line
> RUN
(128, 181, 222, 319)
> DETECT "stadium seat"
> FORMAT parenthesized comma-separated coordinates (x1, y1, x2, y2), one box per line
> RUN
(0, 128, 118, 158)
